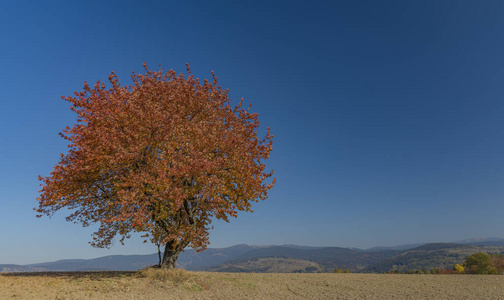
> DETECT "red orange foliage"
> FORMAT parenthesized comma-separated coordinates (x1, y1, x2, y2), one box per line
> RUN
(36, 64, 275, 267)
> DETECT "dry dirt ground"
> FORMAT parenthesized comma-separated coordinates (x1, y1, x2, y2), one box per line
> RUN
(1, 271, 504, 299)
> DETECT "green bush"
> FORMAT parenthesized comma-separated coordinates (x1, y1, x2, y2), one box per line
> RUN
(464, 252, 491, 274)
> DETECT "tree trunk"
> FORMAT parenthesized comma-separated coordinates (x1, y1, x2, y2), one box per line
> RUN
(161, 240, 183, 269)
(159, 200, 195, 269)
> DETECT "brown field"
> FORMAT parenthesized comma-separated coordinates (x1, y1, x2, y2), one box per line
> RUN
(1, 270, 504, 299)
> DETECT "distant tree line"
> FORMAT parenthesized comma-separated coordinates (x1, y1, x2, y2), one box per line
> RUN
(333, 268, 351, 273)
(384, 253, 504, 275)
(461, 252, 504, 274)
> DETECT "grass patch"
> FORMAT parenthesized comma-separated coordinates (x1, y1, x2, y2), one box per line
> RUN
(138, 268, 192, 285)
(138, 267, 212, 292)
(183, 283, 204, 291)
(221, 277, 258, 289)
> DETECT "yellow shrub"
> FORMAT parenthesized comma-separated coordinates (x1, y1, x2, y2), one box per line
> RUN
(454, 264, 465, 274)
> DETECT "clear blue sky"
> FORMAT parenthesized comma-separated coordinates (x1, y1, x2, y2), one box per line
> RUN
(1, 0, 504, 264)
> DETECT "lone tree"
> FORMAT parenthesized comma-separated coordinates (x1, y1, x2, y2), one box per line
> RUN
(36, 64, 275, 268)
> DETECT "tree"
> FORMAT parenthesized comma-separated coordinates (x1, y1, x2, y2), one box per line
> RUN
(464, 252, 491, 274)
(490, 254, 504, 274)
(36, 63, 275, 268)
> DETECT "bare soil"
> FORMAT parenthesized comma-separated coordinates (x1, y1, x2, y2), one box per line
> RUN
(1, 271, 504, 299)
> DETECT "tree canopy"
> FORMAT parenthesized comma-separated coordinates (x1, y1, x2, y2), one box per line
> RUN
(36, 64, 275, 267)
(464, 252, 491, 274)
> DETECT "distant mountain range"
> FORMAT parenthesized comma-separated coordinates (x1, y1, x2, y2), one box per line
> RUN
(2, 238, 504, 273)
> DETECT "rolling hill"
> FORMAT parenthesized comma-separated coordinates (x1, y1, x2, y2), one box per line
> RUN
(212, 246, 400, 272)
(2, 238, 504, 273)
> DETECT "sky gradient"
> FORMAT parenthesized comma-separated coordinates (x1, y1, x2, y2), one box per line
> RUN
(1, 0, 504, 264)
